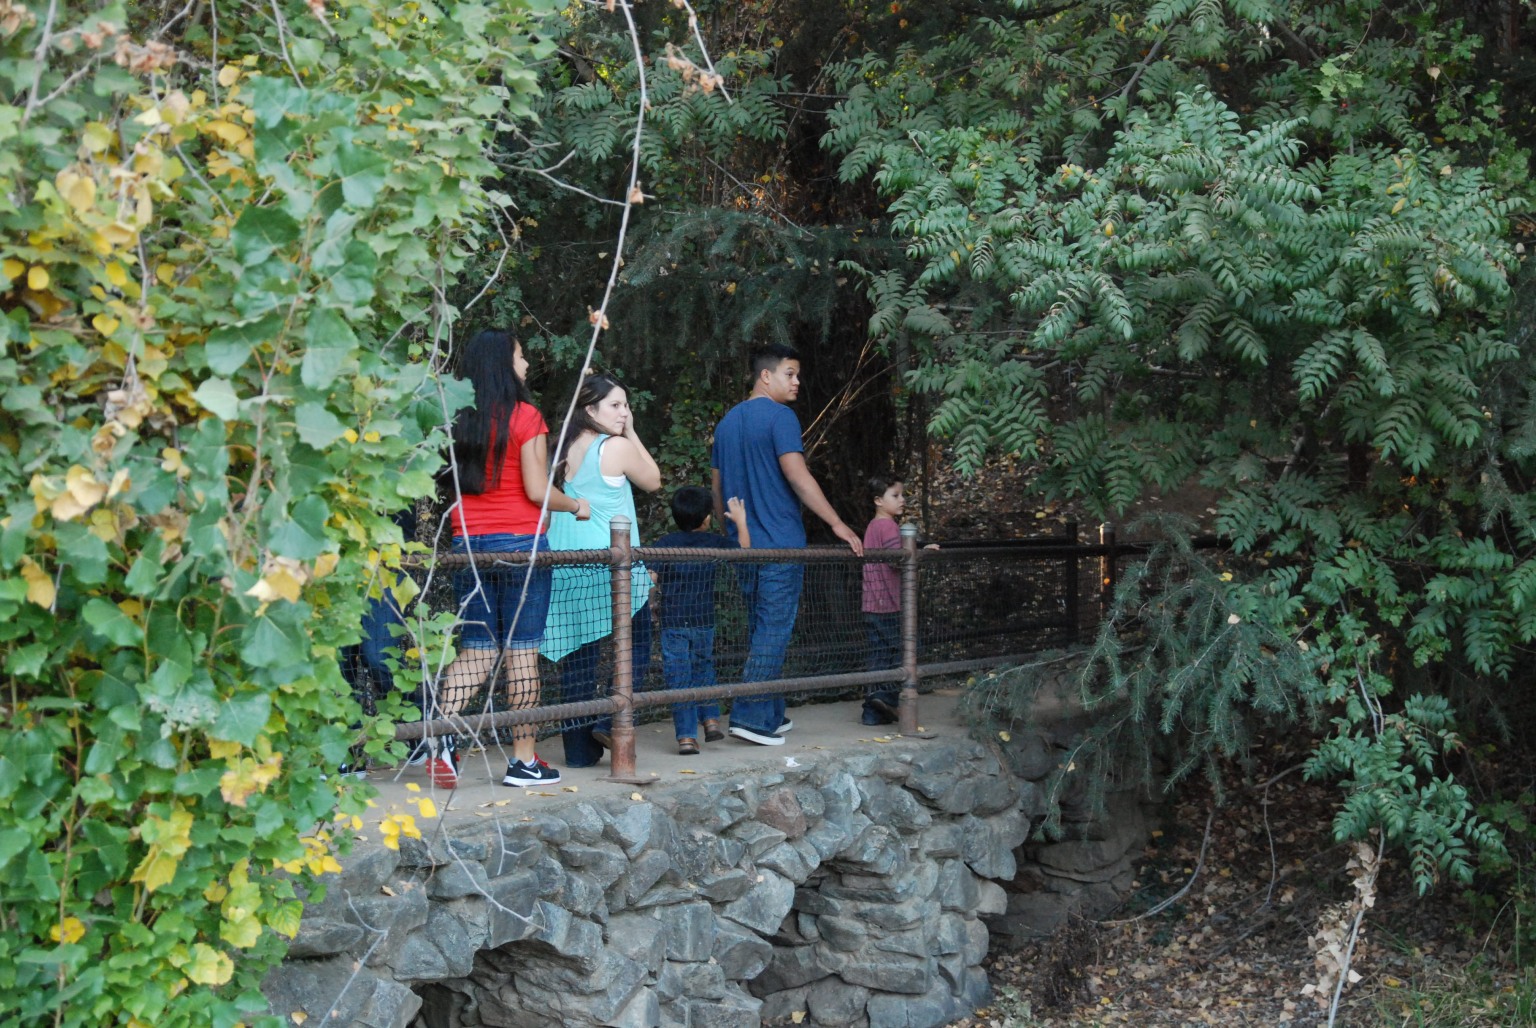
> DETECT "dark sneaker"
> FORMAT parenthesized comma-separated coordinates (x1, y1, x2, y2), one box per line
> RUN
(861, 710, 893, 727)
(775, 718, 794, 735)
(426, 737, 460, 788)
(504, 755, 562, 787)
(591, 729, 613, 751)
(702, 719, 725, 743)
(403, 740, 430, 767)
(729, 724, 786, 746)
(864, 697, 899, 724)
(335, 763, 368, 779)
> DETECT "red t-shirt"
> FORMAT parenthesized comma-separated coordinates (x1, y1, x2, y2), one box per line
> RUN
(862, 516, 902, 613)
(453, 402, 549, 537)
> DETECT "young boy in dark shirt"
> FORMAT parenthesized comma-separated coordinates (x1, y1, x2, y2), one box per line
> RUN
(652, 486, 750, 754)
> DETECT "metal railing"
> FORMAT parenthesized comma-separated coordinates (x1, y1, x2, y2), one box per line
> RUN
(360, 519, 1171, 781)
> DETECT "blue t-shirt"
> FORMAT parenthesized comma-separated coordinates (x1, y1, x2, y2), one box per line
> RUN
(711, 397, 805, 548)
(652, 530, 737, 629)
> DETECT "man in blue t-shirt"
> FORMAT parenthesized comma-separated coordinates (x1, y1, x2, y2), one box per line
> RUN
(711, 343, 863, 745)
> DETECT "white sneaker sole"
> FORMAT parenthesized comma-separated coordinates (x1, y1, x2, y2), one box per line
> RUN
(729, 725, 786, 746)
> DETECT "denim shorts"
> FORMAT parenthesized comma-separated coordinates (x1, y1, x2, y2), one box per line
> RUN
(453, 533, 552, 649)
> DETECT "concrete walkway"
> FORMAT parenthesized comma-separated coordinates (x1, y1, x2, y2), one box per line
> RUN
(356, 689, 970, 829)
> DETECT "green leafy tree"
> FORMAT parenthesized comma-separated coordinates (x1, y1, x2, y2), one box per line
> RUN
(0, 0, 554, 1022)
(825, 0, 1531, 890)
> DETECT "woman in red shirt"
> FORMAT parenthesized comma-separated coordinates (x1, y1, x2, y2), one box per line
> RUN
(433, 330, 589, 788)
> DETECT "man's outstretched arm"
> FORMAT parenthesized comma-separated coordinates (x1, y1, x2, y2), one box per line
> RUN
(779, 452, 863, 556)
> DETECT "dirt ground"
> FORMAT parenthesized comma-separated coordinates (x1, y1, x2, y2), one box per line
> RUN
(947, 743, 1534, 1027)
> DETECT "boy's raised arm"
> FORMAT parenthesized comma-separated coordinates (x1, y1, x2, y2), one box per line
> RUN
(726, 496, 751, 549)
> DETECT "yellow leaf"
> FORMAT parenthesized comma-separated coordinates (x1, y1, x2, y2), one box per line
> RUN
(291, 1013, 308, 1025)
(183, 943, 234, 986)
(998, 730, 1012, 742)
(221, 913, 262, 948)
(83, 122, 114, 153)
(312, 552, 339, 579)
(156, 262, 176, 285)
(206, 120, 248, 145)
(92, 314, 121, 337)
(56, 169, 97, 214)
(418, 798, 438, 819)
(246, 567, 304, 603)
(405, 782, 420, 792)
(219, 754, 283, 807)
(50, 916, 86, 944)
(27, 265, 49, 290)
(208, 738, 242, 760)
(20, 557, 55, 608)
(2, 258, 24, 282)
(218, 64, 242, 87)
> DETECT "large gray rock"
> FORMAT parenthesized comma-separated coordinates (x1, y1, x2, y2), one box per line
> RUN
(684, 988, 763, 1028)
(286, 917, 364, 959)
(486, 869, 542, 948)
(712, 919, 773, 979)
(395, 904, 475, 981)
(262, 955, 420, 1028)
(807, 976, 870, 1026)
(719, 868, 795, 935)
(757, 841, 816, 883)
(658, 900, 715, 961)
(656, 959, 727, 1002)
(605, 801, 662, 858)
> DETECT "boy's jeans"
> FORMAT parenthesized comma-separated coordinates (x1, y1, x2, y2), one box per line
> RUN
(728, 562, 803, 735)
(661, 626, 722, 740)
(863, 611, 900, 715)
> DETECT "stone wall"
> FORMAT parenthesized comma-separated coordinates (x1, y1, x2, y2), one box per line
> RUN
(262, 726, 1152, 1028)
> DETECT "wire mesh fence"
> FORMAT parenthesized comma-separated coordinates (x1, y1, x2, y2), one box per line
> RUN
(340, 520, 1159, 776)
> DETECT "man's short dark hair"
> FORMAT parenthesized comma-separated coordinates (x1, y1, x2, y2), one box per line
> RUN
(671, 486, 714, 531)
(868, 474, 900, 502)
(750, 342, 800, 380)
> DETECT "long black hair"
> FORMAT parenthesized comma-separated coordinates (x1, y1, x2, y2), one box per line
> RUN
(451, 330, 537, 495)
(551, 373, 624, 489)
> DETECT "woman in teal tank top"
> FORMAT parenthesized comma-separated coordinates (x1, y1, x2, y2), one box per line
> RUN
(542, 374, 663, 767)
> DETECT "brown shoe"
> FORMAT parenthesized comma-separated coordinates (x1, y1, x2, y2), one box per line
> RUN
(701, 719, 724, 743)
(677, 737, 700, 756)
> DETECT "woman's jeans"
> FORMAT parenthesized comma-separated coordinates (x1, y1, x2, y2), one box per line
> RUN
(559, 603, 653, 768)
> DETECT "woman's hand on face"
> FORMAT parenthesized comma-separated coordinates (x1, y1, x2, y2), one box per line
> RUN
(574, 498, 592, 521)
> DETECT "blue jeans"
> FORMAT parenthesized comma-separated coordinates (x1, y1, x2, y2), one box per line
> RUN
(452, 533, 552, 649)
(661, 626, 722, 740)
(863, 611, 900, 713)
(729, 562, 803, 735)
(560, 603, 653, 768)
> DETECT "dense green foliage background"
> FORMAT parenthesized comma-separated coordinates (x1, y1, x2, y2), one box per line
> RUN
(6, 0, 1536, 1021)
(492, 0, 1536, 896)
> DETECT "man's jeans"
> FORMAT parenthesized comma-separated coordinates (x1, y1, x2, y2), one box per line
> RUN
(661, 626, 722, 740)
(728, 562, 803, 735)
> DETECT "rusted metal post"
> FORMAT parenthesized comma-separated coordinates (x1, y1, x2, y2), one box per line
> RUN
(1099, 522, 1117, 624)
(1063, 519, 1079, 644)
(603, 516, 643, 783)
(898, 522, 920, 736)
